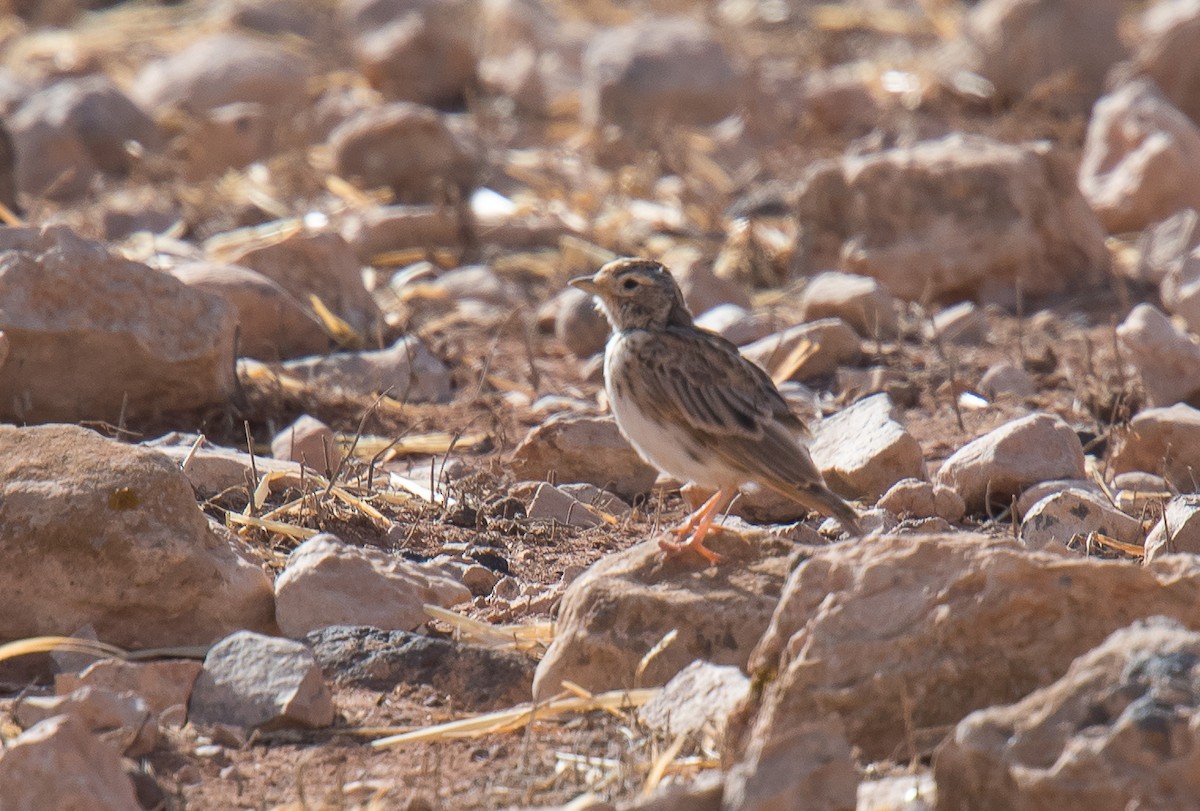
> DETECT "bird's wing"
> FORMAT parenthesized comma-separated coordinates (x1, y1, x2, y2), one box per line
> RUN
(624, 327, 806, 441)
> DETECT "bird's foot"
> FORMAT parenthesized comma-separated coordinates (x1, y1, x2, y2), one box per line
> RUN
(658, 534, 724, 565)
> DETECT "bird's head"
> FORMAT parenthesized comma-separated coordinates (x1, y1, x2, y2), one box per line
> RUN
(569, 257, 693, 331)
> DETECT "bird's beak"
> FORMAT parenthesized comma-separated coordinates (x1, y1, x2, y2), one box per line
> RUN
(569, 274, 600, 295)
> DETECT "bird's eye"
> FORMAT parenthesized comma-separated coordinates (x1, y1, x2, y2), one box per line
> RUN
(622, 278, 639, 290)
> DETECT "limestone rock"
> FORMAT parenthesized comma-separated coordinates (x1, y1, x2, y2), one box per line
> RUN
(1132, 0, 1200, 126)
(1111, 403, 1200, 488)
(1015, 478, 1102, 518)
(56, 659, 202, 720)
(509, 414, 659, 501)
(1020, 488, 1145, 552)
(722, 714, 857, 811)
(188, 630, 334, 730)
(977, 361, 1036, 399)
(877, 478, 966, 522)
(552, 286, 609, 358)
(927, 301, 988, 345)
(271, 415, 341, 472)
(146, 436, 303, 499)
(0, 715, 140, 811)
(935, 618, 1200, 809)
(0, 424, 274, 648)
(353, 2, 476, 108)
(935, 412, 1087, 513)
(280, 336, 451, 402)
(0, 227, 235, 423)
(533, 533, 795, 701)
(638, 660, 749, 741)
(15, 686, 157, 757)
(693, 304, 774, 347)
(727, 533, 1200, 764)
(798, 271, 898, 338)
(1079, 80, 1200, 233)
(527, 483, 603, 528)
(741, 318, 862, 382)
(275, 533, 470, 638)
(794, 135, 1109, 302)
(809, 393, 925, 500)
(1144, 495, 1200, 562)
(1116, 303, 1200, 407)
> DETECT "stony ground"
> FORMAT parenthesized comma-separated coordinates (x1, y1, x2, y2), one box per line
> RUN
(4, 1, 1200, 810)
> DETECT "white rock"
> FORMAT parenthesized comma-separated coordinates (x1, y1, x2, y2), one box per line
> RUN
(809, 394, 925, 500)
(147, 435, 303, 498)
(15, 686, 157, 757)
(1015, 478, 1101, 518)
(741, 318, 862, 382)
(1116, 302, 1200, 406)
(928, 301, 988, 345)
(275, 533, 470, 638)
(188, 630, 334, 730)
(55, 658, 202, 721)
(527, 482, 603, 528)
(638, 660, 749, 740)
(1079, 79, 1200, 233)
(798, 271, 898, 338)
(978, 361, 1036, 399)
(935, 412, 1087, 513)
(722, 713, 857, 811)
(876, 478, 966, 522)
(271, 414, 341, 472)
(1020, 489, 1144, 552)
(1158, 249, 1200, 334)
(1111, 402, 1200, 488)
(0, 715, 140, 811)
(282, 336, 451, 402)
(1144, 495, 1200, 561)
(509, 414, 659, 500)
(1133, 0, 1200, 125)
(693, 303, 774, 347)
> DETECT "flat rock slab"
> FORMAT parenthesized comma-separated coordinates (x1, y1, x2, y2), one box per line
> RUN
(809, 393, 925, 500)
(509, 413, 658, 501)
(1111, 402, 1200, 488)
(532, 530, 797, 702)
(307, 625, 535, 710)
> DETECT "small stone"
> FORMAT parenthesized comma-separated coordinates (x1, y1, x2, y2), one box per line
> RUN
(188, 630, 334, 730)
(1015, 478, 1101, 519)
(275, 533, 470, 638)
(460, 564, 498, 596)
(638, 660, 749, 739)
(928, 301, 988, 345)
(1112, 470, 1174, 494)
(557, 483, 631, 514)
(671, 255, 752, 317)
(741, 318, 862, 382)
(977, 361, 1036, 399)
(281, 336, 451, 403)
(527, 483, 603, 528)
(1138, 208, 1200, 286)
(15, 686, 158, 757)
(1133, 0, 1200, 125)
(809, 393, 926, 500)
(353, 4, 475, 108)
(178, 102, 275, 181)
(1144, 495, 1200, 561)
(553, 286, 609, 358)
(693, 303, 774, 346)
(722, 713, 857, 811)
(509, 414, 659, 500)
(271, 415, 341, 472)
(55, 658, 202, 721)
(146, 437, 303, 499)
(1116, 303, 1200, 406)
(798, 271, 898, 339)
(1111, 403, 1200, 488)
(1021, 489, 1144, 552)
(936, 412, 1087, 513)
(876, 478, 966, 522)
(0, 715, 140, 811)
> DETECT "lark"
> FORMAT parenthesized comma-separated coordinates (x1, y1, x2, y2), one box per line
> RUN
(571, 257, 861, 564)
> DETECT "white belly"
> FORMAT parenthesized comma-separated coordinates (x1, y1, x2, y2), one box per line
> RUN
(604, 333, 742, 489)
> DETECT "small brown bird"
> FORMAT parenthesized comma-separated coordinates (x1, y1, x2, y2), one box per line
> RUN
(570, 257, 861, 564)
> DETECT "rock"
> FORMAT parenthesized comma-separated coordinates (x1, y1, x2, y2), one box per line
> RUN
(722, 714, 857, 811)
(0, 424, 274, 648)
(327, 103, 479, 203)
(178, 101, 276, 181)
(552, 286, 609, 358)
(1132, 0, 1200, 126)
(509, 414, 659, 501)
(836, 366, 920, 408)
(638, 660, 749, 740)
(1078, 80, 1200, 233)
(217, 0, 328, 38)
(275, 533, 470, 638)
(0, 715, 140, 811)
(9, 76, 161, 201)
(1111, 403, 1200, 488)
(794, 135, 1109, 302)
(1112, 470, 1174, 494)
(0, 227, 236, 423)
(101, 193, 181, 240)
(280, 336, 451, 402)
(306, 625, 535, 709)
(189, 630, 334, 730)
(527, 483, 603, 528)
(741, 318, 862, 382)
(341, 204, 467, 261)
(1158, 248, 1200, 334)
(1139, 208, 1200, 286)
(134, 33, 311, 113)
(1144, 495, 1200, 561)
(170, 261, 328, 361)
(927, 301, 988, 345)
(727, 533, 1200, 764)
(221, 230, 383, 340)
(807, 393, 925, 500)
(693, 304, 774, 347)
(935, 618, 1200, 809)
(581, 17, 744, 131)
(1020, 489, 1145, 552)
(940, 0, 1122, 108)
(1014, 478, 1101, 518)
(877, 478, 967, 522)
(558, 483, 631, 515)
(935, 412, 1087, 513)
(353, 3, 476, 108)
(798, 271, 898, 339)
(0, 330, 8, 368)
(271, 415, 341, 472)
(146, 436, 303, 498)
(1116, 303, 1200, 406)
(977, 361, 1036, 399)
(670, 256, 751, 316)
(532, 532, 794, 701)
(713, 218, 788, 290)
(797, 63, 883, 137)
(56, 659, 202, 719)
(15, 686, 157, 757)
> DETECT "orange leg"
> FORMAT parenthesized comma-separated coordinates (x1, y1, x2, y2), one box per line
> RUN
(671, 489, 725, 539)
(659, 487, 737, 564)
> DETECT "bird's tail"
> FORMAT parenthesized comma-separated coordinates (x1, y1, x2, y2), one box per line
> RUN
(782, 481, 863, 536)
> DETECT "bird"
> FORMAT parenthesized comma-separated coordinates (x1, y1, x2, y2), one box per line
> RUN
(570, 257, 862, 564)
